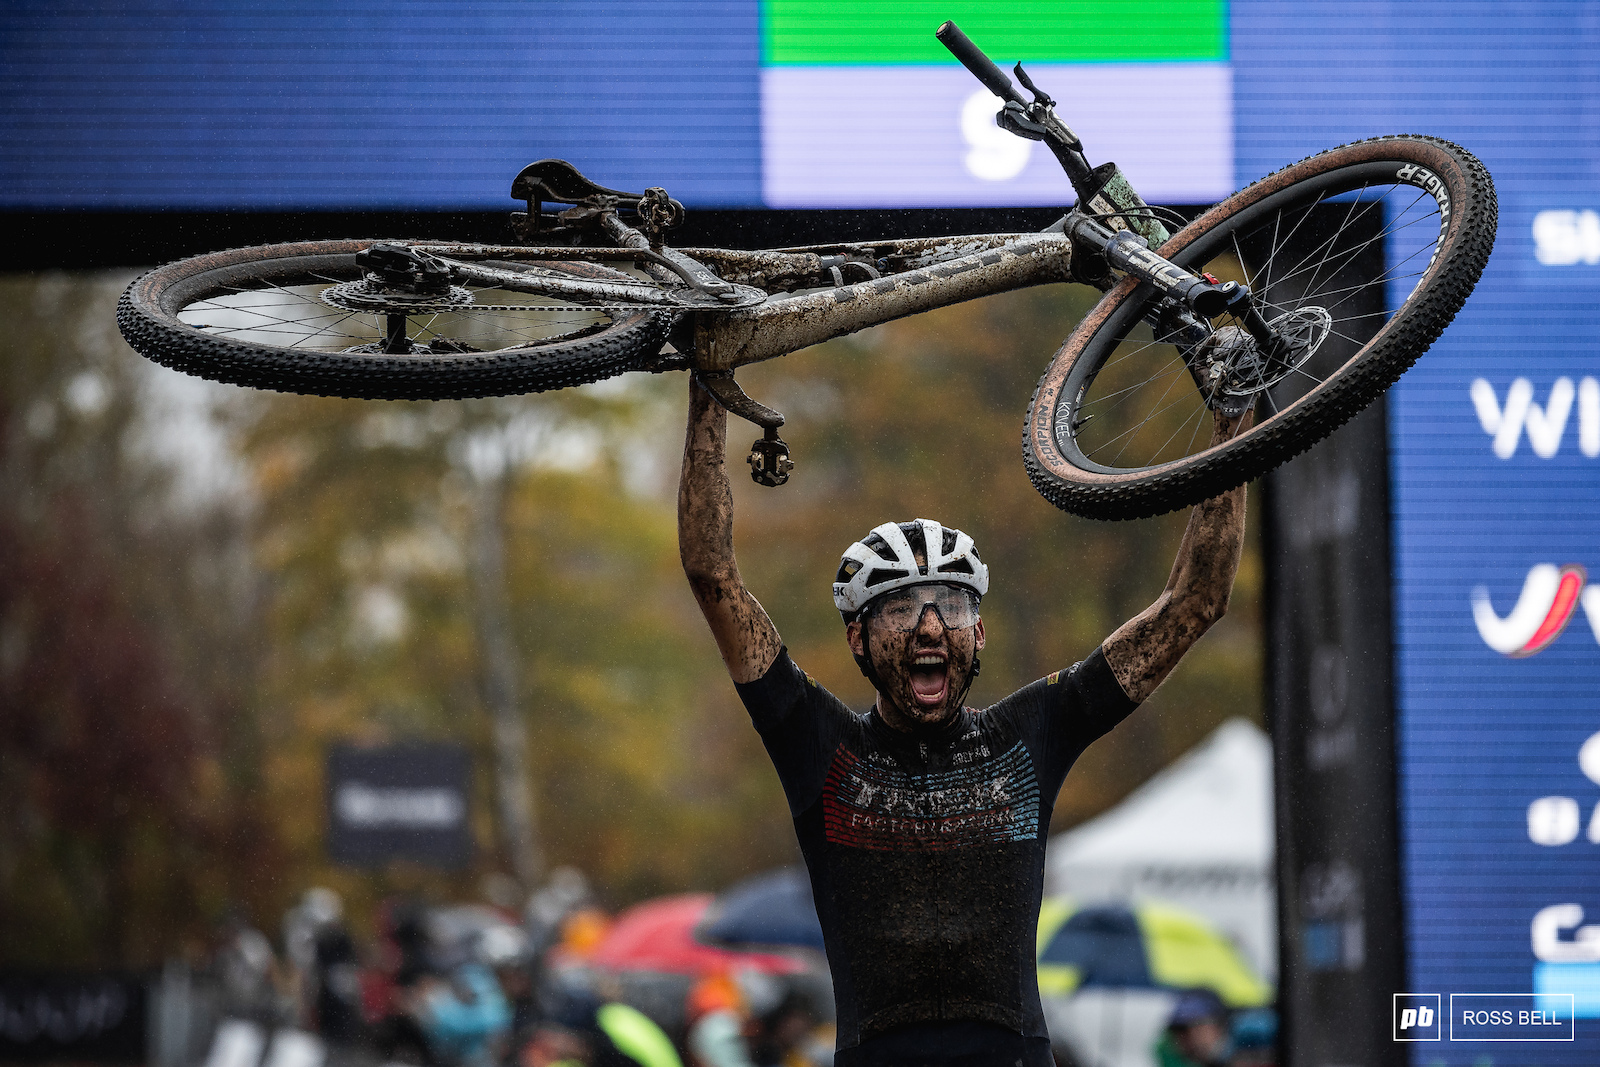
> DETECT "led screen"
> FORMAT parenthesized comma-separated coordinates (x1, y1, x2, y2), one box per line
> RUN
(1234, 1, 1600, 1062)
(759, 0, 1231, 207)
(0, 0, 1229, 211)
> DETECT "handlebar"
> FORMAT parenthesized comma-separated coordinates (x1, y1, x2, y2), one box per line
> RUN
(933, 20, 1168, 249)
(935, 21, 1026, 105)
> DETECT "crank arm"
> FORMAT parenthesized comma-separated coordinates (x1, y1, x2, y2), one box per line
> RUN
(597, 213, 747, 303)
(695, 371, 794, 487)
(695, 370, 783, 430)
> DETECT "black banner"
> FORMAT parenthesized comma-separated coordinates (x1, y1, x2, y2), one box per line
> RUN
(1264, 398, 1405, 1067)
(326, 743, 471, 868)
(0, 972, 147, 1063)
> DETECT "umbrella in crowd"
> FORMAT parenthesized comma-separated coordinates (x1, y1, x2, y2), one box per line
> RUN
(1035, 898, 1272, 1008)
(697, 867, 825, 952)
(588, 893, 805, 977)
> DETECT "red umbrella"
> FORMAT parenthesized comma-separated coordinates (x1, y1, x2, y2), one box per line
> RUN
(587, 893, 804, 976)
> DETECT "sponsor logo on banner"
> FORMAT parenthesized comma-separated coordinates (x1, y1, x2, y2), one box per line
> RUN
(1472, 564, 1600, 655)
(1533, 210, 1600, 266)
(1526, 731, 1600, 846)
(1471, 377, 1600, 458)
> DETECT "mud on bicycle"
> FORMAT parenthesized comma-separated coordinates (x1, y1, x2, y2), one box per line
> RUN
(117, 20, 1496, 521)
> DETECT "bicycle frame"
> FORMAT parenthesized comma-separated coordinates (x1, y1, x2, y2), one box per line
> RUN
(113, 20, 1492, 513)
(417, 232, 1076, 371)
(682, 234, 1074, 370)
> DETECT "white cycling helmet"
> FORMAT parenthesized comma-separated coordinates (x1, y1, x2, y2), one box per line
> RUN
(833, 519, 988, 622)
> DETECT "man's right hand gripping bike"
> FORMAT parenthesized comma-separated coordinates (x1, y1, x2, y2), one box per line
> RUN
(117, 21, 1496, 521)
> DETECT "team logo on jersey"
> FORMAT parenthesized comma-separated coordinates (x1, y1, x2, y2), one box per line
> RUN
(1471, 564, 1600, 656)
(821, 741, 1040, 851)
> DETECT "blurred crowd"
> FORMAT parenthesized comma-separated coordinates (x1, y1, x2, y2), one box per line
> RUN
(207, 872, 832, 1067)
(201, 872, 1275, 1067)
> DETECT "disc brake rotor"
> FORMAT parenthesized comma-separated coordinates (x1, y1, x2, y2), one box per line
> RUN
(1204, 306, 1332, 399)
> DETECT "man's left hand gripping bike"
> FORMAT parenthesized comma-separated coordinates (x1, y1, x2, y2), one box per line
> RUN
(117, 21, 1496, 521)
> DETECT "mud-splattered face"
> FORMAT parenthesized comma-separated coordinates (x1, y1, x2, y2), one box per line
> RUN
(847, 586, 985, 732)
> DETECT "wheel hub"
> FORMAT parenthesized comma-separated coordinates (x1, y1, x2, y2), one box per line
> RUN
(1201, 306, 1332, 403)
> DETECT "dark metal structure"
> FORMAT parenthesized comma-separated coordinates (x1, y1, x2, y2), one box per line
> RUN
(1264, 398, 1406, 1067)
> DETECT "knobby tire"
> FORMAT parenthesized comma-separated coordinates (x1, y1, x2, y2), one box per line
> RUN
(1024, 135, 1497, 520)
(117, 239, 672, 401)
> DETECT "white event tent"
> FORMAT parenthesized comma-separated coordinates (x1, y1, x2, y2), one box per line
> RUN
(1044, 717, 1277, 982)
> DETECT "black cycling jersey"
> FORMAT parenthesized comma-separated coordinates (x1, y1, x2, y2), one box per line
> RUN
(735, 646, 1136, 1063)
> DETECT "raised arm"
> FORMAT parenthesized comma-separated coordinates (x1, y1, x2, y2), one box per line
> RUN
(678, 376, 783, 683)
(1102, 409, 1250, 703)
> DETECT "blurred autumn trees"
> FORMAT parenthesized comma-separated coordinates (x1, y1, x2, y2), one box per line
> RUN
(0, 274, 276, 968)
(0, 269, 1258, 969)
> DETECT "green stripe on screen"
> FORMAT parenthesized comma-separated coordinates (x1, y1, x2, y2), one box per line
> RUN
(763, 0, 1226, 65)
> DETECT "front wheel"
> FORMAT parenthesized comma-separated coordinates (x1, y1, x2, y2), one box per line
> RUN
(1025, 135, 1497, 520)
(117, 240, 673, 400)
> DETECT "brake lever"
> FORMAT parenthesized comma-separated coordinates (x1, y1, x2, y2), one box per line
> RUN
(1012, 62, 1055, 108)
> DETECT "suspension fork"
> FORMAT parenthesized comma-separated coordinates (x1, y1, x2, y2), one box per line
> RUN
(1064, 213, 1287, 363)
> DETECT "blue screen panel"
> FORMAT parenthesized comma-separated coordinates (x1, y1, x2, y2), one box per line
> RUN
(0, 1, 763, 209)
(1235, 1, 1600, 1062)
(0, 1, 1238, 211)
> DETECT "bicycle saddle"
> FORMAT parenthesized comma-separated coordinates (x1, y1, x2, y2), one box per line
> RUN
(510, 159, 644, 205)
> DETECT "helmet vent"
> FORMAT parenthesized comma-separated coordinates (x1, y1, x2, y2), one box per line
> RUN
(836, 559, 862, 583)
(862, 532, 898, 562)
(899, 523, 928, 568)
(941, 529, 959, 555)
(864, 567, 909, 588)
(939, 557, 975, 575)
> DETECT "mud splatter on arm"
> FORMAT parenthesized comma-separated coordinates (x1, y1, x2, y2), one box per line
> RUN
(678, 375, 783, 684)
(1102, 408, 1251, 704)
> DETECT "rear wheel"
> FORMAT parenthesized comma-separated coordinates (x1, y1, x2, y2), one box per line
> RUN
(1025, 135, 1497, 520)
(117, 239, 672, 400)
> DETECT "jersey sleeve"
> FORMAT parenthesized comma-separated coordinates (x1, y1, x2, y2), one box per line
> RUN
(989, 644, 1139, 788)
(733, 648, 853, 817)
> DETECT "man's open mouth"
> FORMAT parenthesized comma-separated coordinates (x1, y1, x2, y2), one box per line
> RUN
(909, 650, 948, 707)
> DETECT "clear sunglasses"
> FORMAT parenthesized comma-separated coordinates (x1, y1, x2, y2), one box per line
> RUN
(865, 584, 981, 631)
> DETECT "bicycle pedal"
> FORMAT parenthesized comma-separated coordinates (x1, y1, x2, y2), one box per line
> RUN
(748, 434, 795, 488)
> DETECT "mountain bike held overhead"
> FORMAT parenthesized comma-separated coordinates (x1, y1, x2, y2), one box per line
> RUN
(116, 19, 1495, 522)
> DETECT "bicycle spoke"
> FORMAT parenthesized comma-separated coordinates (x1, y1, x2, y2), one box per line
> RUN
(1073, 184, 1443, 470)
(1083, 353, 1200, 462)
(1103, 384, 1205, 465)
(1265, 203, 1437, 305)
(1080, 355, 1192, 422)
(1185, 408, 1209, 456)
(1266, 205, 1436, 304)
(179, 270, 622, 353)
